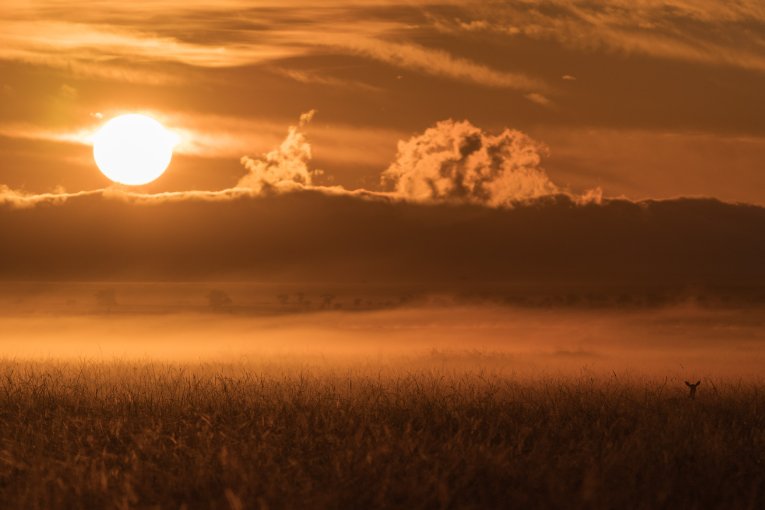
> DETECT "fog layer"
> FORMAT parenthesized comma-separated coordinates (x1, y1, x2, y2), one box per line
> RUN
(1, 305, 763, 379)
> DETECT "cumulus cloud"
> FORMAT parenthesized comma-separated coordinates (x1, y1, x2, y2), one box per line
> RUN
(237, 110, 321, 193)
(382, 120, 560, 207)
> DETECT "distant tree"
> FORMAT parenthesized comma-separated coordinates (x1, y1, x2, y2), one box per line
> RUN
(95, 289, 117, 313)
(296, 292, 311, 309)
(320, 294, 335, 309)
(207, 290, 233, 311)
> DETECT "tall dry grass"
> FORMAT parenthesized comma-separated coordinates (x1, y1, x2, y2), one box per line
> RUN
(0, 360, 762, 509)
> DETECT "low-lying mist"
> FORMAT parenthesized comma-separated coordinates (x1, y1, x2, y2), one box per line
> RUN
(1, 303, 763, 379)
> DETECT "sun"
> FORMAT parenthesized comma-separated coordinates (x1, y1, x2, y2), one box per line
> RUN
(93, 114, 177, 186)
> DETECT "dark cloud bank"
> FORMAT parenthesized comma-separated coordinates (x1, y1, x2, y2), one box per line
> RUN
(1, 192, 764, 295)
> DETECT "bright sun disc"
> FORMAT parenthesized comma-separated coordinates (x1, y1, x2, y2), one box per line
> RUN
(93, 114, 176, 186)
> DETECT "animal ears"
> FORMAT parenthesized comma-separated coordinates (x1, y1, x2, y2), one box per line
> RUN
(684, 380, 701, 387)
(685, 381, 691, 386)
(695, 380, 701, 386)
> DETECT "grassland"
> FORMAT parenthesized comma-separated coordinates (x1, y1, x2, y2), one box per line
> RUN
(0, 360, 762, 509)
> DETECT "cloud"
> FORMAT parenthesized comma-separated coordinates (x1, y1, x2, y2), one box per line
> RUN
(0, 184, 297, 208)
(0, 4, 549, 94)
(4, 0, 763, 103)
(57, 84, 78, 100)
(238, 110, 320, 193)
(269, 67, 381, 92)
(1, 190, 765, 286)
(525, 92, 554, 107)
(0, 110, 391, 208)
(0, 113, 606, 209)
(0, 19, 299, 82)
(382, 119, 560, 207)
(437, 1, 765, 74)
(0, 111, 402, 171)
(0, 110, 317, 208)
(0, 186, 100, 208)
(326, 36, 547, 92)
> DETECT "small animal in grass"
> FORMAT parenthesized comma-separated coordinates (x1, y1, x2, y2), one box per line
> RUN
(685, 380, 701, 399)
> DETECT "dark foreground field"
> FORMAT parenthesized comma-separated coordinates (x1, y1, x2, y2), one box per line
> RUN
(0, 361, 763, 509)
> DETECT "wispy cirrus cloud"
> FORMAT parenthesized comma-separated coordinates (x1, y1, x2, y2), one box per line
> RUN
(435, 0, 765, 73)
(0, 19, 301, 83)
(3, 0, 762, 99)
(323, 36, 548, 92)
(0, 2, 548, 93)
(270, 67, 381, 92)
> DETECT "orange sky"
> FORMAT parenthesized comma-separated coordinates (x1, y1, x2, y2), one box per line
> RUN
(1, 1, 764, 201)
